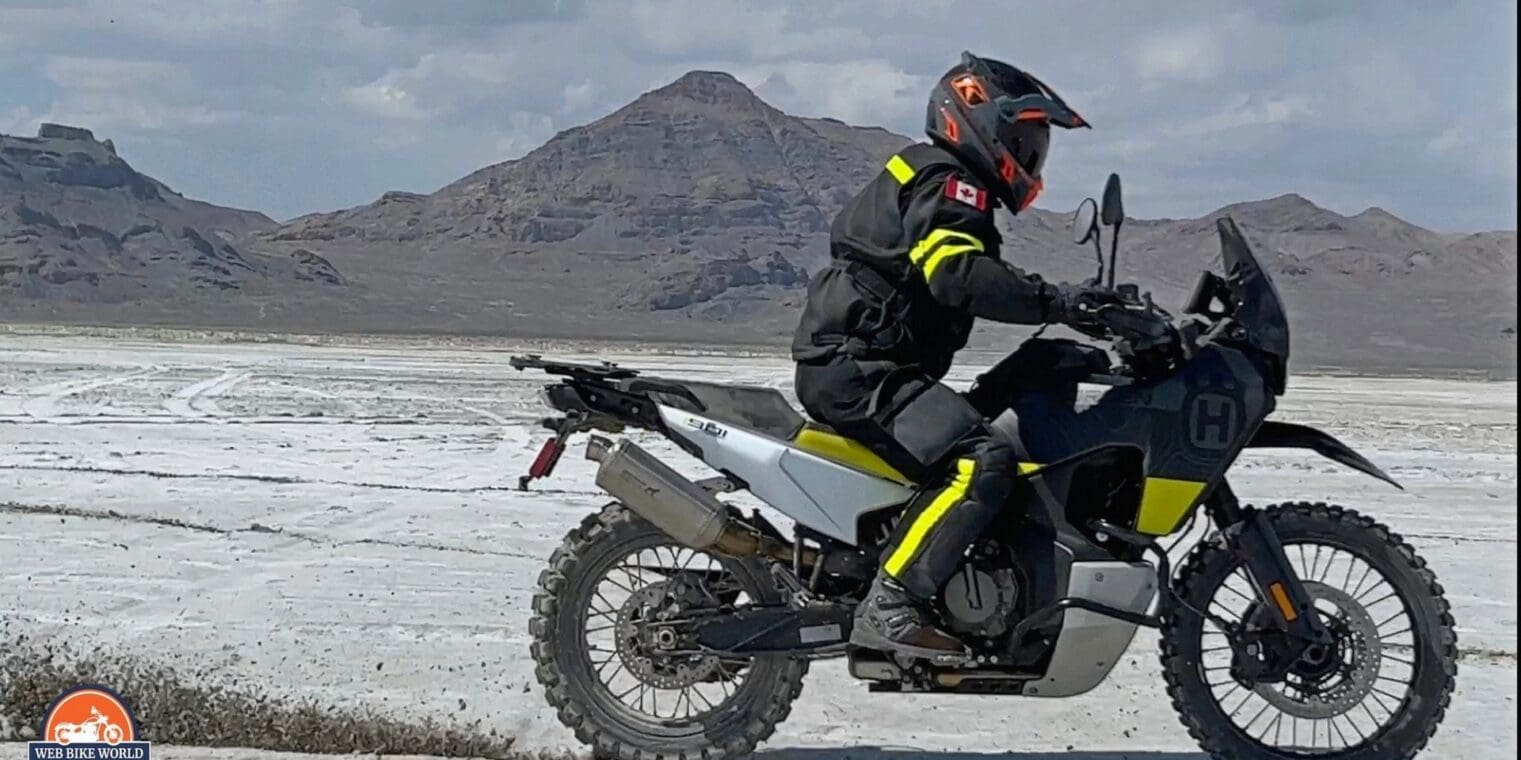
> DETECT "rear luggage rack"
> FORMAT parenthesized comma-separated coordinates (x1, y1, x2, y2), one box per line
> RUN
(509, 354, 640, 380)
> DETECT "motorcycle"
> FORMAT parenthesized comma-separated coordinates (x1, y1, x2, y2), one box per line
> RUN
(515, 174, 1456, 759)
(52, 707, 126, 745)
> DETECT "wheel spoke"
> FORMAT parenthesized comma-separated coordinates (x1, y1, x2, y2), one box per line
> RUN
(1219, 578, 1257, 605)
(1329, 713, 1349, 747)
(1344, 710, 1368, 743)
(1316, 546, 1337, 583)
(591, 589, 622, 616)
(692, 683, 717, 711)
(1361, 699, 1385, 726)
(1243, 699, 1274, 733)
(1348, 563, 1376, 599)
(602, 571, 637, 595)
(1354, 578, 1392, 604)
(598, 657, 625, 681)
(1342, 555, 1359, 595)
(1223, 686, 1253, 718)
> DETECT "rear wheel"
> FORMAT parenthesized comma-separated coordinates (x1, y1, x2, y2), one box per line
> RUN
(530, 503, 808, 760)
(1161, 502, 1456, 759)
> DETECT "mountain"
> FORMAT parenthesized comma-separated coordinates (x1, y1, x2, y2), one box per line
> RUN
(0, 75, 1513, 375)
(272, 71, 909, 325)
(0, 124, 342, 323)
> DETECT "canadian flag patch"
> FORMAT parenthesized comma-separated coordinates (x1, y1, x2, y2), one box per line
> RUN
(945, 177, 987, 210)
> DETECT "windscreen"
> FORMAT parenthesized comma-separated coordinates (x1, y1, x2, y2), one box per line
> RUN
(1217, 217, 1290, 390)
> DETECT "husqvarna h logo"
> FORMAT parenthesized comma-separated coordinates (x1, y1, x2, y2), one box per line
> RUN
(1188, 393, 1238, 450)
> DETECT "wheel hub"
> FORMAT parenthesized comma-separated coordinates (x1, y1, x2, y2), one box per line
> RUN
(614, 579, 721, 690)
(1252, 581, 1382, 719)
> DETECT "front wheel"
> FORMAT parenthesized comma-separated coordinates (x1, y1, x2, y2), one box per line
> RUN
(1161, 502, 1457, 759)
(529, 503, 808, 760)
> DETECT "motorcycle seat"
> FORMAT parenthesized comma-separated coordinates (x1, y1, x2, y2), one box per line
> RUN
(638, 378, 807, 440)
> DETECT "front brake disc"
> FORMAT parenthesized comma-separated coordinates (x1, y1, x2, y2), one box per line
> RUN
(1252, 581, 1382, 719)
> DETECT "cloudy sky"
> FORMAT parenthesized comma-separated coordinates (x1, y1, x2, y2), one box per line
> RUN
(2, 0, 1515, 230)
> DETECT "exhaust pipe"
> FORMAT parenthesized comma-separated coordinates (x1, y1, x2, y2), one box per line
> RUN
(587, 436, 802, 563)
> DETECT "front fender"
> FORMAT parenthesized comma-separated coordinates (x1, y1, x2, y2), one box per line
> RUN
(1247, 421, 1401, 489)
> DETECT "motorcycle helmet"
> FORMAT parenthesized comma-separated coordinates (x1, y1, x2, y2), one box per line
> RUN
(926, 51, 1089, 213)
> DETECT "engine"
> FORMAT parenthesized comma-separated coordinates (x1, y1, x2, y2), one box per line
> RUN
(941, 559, 1021, 639)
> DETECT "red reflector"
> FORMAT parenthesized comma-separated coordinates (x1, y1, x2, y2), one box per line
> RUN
(529, 438, 565, 478)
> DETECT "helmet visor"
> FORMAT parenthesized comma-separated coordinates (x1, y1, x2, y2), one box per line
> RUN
(999, 119, 1049, 178)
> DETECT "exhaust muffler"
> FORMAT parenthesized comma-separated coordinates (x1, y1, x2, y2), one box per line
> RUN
(587, 436, 799, 562)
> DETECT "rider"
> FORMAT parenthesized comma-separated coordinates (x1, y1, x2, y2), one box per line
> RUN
(791, 52, 1115, 660)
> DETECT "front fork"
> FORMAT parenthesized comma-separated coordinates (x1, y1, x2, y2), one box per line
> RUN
(1206, 481, 1331, 680)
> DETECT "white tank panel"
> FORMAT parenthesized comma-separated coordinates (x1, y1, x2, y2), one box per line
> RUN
(657, 406, 912, 544)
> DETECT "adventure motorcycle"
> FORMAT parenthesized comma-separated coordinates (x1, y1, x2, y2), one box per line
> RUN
(516, 175, 1456, 759)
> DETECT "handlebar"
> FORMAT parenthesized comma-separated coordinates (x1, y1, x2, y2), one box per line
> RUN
(1072, 283, 1192, 380)
(1060, 276, 1242, 383)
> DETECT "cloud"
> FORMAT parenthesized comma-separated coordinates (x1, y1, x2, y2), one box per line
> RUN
(34, 56, 236, 132)
(731, 59, 925, 127)
(1179, 94, 1314, 138)
(341, 81, 430, 123)
(1427, 124, 1520, 181)
(1, 104, 41, 136)
(1133, 26, 1224, 83)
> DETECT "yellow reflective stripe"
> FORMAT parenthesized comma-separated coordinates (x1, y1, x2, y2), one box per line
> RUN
(885, 154, 915, 184)
(1017, 462, 1042, 475)
(792, 425, 912, 485)
(884, 458, 976, 577)
(1135, 477, 1208, 535)
(908, 228, 984, 266)
(921, 243, 981, 280)
(908, 228, 985, 282)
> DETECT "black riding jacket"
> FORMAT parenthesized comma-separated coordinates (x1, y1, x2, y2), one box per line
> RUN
(791, 143, 1061, 379)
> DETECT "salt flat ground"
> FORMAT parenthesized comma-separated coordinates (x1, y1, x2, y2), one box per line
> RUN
(0, 334, 1514, 758)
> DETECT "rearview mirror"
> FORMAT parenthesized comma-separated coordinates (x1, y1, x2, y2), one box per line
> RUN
(1101, 173, 1124, 226)
(1072, 198, 1099, 245)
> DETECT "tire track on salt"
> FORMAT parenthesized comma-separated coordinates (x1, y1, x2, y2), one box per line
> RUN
(0, 500, 541, 560)
(164, 368, 250, 418)
(19, 366, 163, 419)
(0, 463, 603, 497)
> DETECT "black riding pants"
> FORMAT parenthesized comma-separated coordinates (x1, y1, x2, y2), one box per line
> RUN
(794, 355, 1019, 600)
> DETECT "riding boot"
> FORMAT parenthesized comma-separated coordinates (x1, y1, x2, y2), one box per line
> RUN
(850, 574, 967, 663)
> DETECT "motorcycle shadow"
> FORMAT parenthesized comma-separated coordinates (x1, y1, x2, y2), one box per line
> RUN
(755, 750, 1207, 760)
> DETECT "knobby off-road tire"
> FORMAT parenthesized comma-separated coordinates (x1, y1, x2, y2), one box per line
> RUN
(529, 503, 808, 760)
(1161, 502, 1457, 759)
